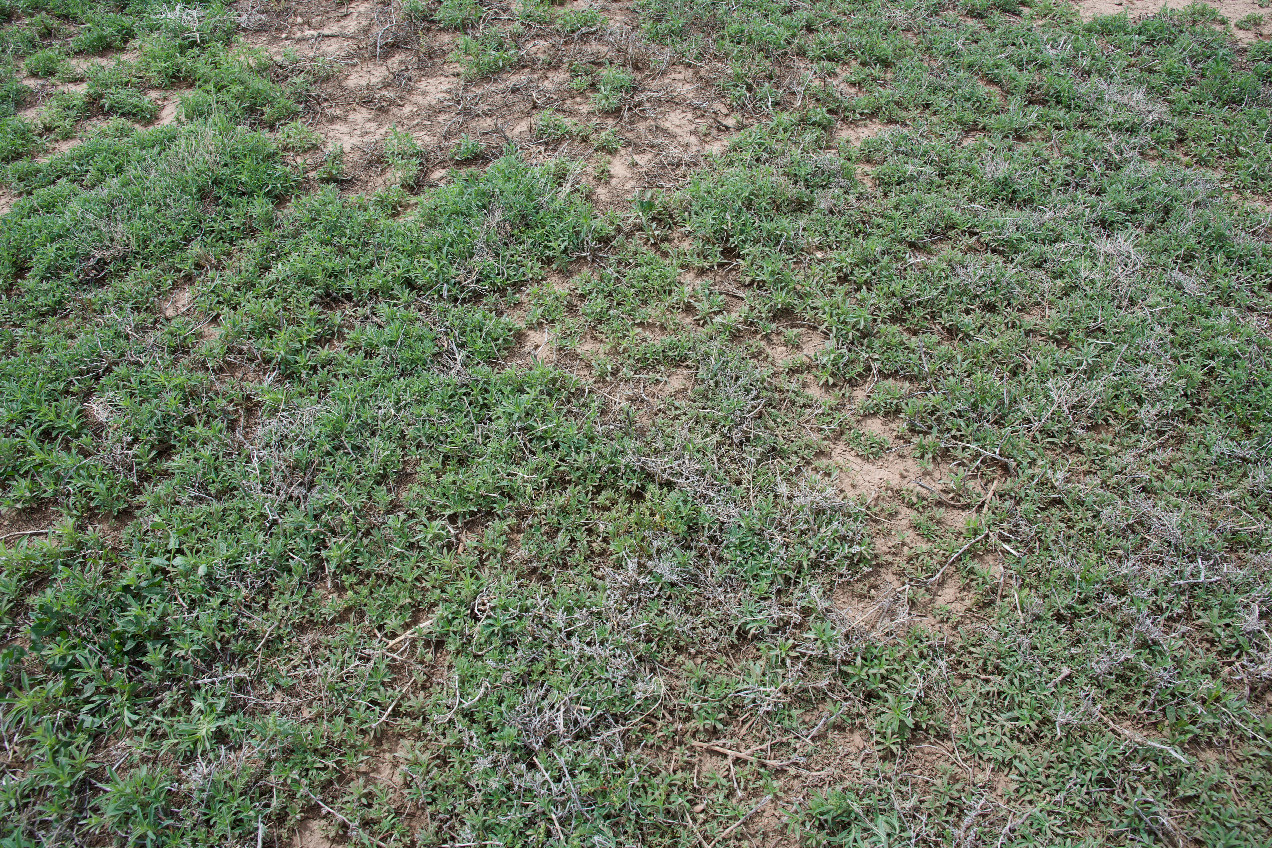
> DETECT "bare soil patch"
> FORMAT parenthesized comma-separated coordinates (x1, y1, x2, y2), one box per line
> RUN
(0, 505, 56, 544)
(833, 564, 918, 640)
(648, 366, 694, 398)
(161, 283, 195, 318)
(829, 441, 930, 503)
(233, 0, 749, 203)
(763, 324, 827, 368)
(509, 325, 555, 366)
(292, 816, 343, 848)
(833, 119, 896, 145)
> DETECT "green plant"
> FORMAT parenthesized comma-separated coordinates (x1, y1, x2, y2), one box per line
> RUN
(436, 0, 483, 29)
(450, 32, 518, 79)
(385, 125, 423, 186)
(90, 766, 174, 846)
(559, 7, 607, 33)
(71, 11, 137, 54)
(33, 90, 88, 140)
(0, 115, 39, 161)
(2, 2, 1272, 846)
(593, 65, 634, 112)
(594, 127, 621, 153)
(451, 133, 483, 162)
(86, 63, 158, 122)
(316, 143, 345, 182)
(533, 109, 592, 142)
(23, 48, 69, 79)
(275, 120, 322, 152)
(516, 0, 555, 24)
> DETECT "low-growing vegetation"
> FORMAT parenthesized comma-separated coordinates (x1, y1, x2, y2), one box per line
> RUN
(1, 0, 1270, 845)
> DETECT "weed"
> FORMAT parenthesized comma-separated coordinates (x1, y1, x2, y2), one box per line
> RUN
(316, 143, 346, 182)
(0, 116, 39, 161)
(594, 127, 622, 153)
(385, 125, 423, 186)
(558, 7, 606, 33)
(533, 109, 592, 143)
(275, 120, 322, 153)
(436, 0, 483, 30)
(451, 133, 482, 162)
(32, 90, 88, 140)
(23, 48, 70, 80)
(451, 32, 518, 79)
(593, 65, 634, 112)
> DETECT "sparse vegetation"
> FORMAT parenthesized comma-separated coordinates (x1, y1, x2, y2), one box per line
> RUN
(2, 0, 1271, 846)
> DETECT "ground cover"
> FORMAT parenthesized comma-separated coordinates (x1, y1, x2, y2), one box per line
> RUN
(2, 0, 1271, 845)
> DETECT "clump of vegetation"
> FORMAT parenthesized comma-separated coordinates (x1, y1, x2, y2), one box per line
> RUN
(558, 7, 607, 33)
(1236, 12, 1265, 31)
(451, 132, 483, 162)
(385, 126, 424, 186)
(450, 32, 518, 79)
(23, 47, 72, 79)
(533, 108, 594, 142)
(594, 65, 635, 112)
(275, 119, 322, 153)
(435, 0, 483, 30)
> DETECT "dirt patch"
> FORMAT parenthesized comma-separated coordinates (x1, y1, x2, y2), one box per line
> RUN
(926, 571, 981, 634)
(292, 816, 344, 848)
(823, 428, 1000, 635)
(829, 441, 928, 502)
(833, 561, 990, 641)
(93, 509, 138, 548)
(764, 324, 826, 367)
(152, 91, 190, 127)
(856, 166, 876, 191)
(509, 326, 555, 366)
(759, 725, 872, 832)
(801, 376, 835, 401)
(961, 130, 986, 147)
(838, 540, 995, 639)
(833, 119, 895, 145)
(353, 736, 409, 790)
(833, 565, 918, 639)
(37, 135, 85, 162)
(979, 77, 1008, 104)
(233, 0, 748, 199)
(0, 505, 57, 545)
(593, 150, 643, 206)
(651, 367, 694, 397)
(155, 98, 181, 126)
(572, 335, 606, 360)
(856, 415, 897, 442)
(161, 284, 194, 318)
(731, 796, 799, 847)
(1073, 0, 1272, 42)
(796, 726, 871, 787)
